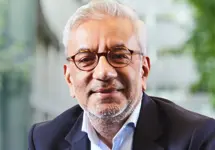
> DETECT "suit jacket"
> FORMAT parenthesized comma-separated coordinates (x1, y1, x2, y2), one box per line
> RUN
(28, 93, 215, 150)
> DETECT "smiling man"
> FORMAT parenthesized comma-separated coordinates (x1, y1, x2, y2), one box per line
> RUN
(28, 0, 215, 150)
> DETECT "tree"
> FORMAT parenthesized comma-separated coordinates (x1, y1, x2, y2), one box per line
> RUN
(186, 0, 215, 108)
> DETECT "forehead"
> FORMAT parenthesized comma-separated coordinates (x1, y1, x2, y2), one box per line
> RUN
(68, 17, 139, 54)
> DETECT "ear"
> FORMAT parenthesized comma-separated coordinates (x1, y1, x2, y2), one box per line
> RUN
(63, 64, 76, 98)
(141, 56, 150, 91)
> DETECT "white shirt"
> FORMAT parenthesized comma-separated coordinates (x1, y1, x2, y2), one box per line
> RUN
(81, 100, 142, 150)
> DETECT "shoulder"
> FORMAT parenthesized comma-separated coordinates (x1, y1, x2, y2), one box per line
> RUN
(150, 96, 215, 147)
(150, 96, 214, 124)
(28, 104, 83, 149)
(32, 104, 83, 134)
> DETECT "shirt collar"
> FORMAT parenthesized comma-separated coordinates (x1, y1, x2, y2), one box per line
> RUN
(124, 99, 142, 127)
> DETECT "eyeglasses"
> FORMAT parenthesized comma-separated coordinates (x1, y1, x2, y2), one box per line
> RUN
(66, 46, 144, 71)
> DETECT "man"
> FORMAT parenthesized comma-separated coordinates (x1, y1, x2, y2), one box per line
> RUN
(28, 0, 215, 150)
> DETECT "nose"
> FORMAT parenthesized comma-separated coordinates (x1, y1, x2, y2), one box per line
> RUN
(92, 56, 117, 81)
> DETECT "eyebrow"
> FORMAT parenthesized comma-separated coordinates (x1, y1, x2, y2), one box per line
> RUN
(77, 48, 92, 53)
(109, 43, 127, 49)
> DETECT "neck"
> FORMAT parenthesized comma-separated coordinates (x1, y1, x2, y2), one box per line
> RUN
(89, 116, 128, 148)
(86, 96, 142, 148)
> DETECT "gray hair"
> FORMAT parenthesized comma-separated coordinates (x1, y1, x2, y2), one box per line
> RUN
(62, 0, 147, 55)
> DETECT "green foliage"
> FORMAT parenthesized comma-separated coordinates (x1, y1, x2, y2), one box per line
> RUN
(186, 0, 215, 108)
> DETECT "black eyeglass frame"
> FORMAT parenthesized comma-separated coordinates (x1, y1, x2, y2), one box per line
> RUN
(66, 48, 144, 71)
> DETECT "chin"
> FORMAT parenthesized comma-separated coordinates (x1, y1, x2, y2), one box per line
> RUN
(92, 103, 128, 119)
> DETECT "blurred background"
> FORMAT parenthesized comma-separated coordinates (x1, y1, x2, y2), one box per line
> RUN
(0, 0, 215, 149)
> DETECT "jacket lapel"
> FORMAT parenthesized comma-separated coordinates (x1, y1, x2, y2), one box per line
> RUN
(64, 113, 90, 150)
(132, 93, 164, 150)
(70, 137, 90, 150)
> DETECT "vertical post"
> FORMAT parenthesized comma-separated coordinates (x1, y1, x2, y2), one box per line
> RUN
(0, 0, 9, 149)
(0, 74, 7, 150)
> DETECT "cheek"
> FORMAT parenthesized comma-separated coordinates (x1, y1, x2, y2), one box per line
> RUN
(120, 63, 142, 92)
(124, 64, 141, 81)
(73, 80, 88, 107)
(71, 71, 90, 104)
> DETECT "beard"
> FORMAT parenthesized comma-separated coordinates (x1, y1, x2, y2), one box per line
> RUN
(78, 76, 143, 124)
(85, 95, 137, 125)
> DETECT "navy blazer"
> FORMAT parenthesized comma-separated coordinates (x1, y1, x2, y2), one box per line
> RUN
(28, 93, 215, 150)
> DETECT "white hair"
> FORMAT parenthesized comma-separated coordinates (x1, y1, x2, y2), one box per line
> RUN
(62, 0, 147, 55)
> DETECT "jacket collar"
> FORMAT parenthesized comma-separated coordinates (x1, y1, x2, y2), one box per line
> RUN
(65, 92, 164, 150)
(65, 113, 90, 150)
(132, 92, 164, 150)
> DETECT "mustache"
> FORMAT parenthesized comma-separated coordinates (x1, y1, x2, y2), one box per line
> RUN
(89, 81, 125, 93)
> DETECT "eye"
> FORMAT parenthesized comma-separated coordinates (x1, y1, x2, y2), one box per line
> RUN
(75, 52, 97, 67)
(111, 53, 129, 59)
(109, 50, 131, 65)
(79, 56, 95, 63)
(110, 49, 131, 60)
(75, 52, 95, 62)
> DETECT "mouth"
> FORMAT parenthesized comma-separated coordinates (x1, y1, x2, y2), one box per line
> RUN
(89, 88, 123, 96)
(95, 88, 118, 93)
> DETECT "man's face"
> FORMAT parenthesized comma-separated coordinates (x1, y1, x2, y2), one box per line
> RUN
(64, 17, 150, 120)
